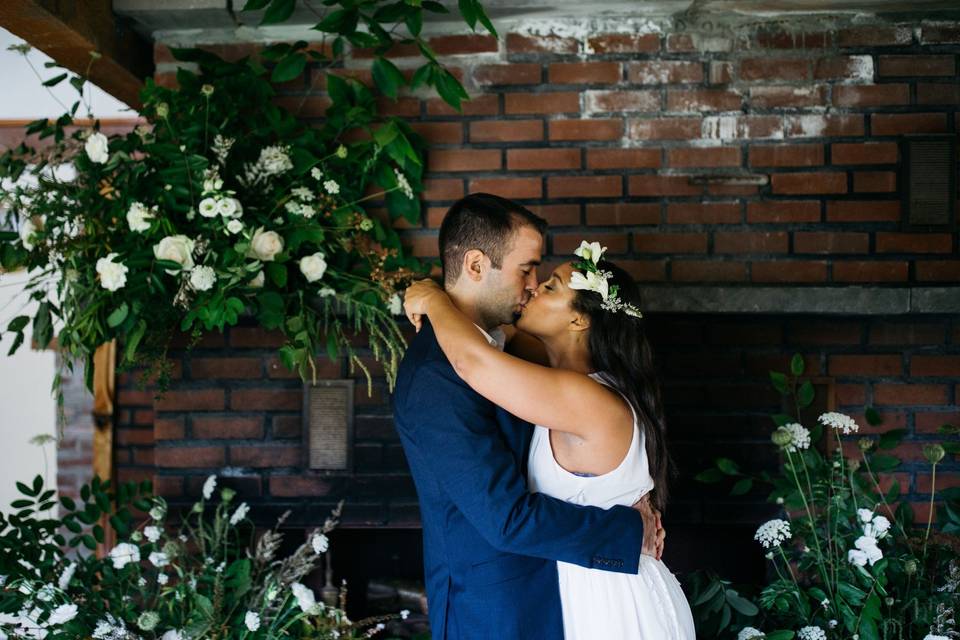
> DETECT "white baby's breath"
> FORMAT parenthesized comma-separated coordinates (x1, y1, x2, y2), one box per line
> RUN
(202, 475, 217, 500)
(229, 502, 250, 526)
(323, 179, 340, 195)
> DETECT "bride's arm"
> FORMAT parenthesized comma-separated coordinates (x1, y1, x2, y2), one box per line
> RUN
(404, 280, 631, 440)
(500, 324, 551, 367)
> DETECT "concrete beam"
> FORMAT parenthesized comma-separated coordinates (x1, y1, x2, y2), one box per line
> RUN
(638, 286, 960, 315)
(0, 0, 153, 109)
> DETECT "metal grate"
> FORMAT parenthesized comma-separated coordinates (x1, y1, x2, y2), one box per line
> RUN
(304, 379, 354, 471)
(904, 137, 956, 227)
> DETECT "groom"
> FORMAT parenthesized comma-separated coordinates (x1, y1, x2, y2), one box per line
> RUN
(392, 193, 663, 639)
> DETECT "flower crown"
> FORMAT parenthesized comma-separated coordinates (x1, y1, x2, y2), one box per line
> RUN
(568, 241, 643, 319)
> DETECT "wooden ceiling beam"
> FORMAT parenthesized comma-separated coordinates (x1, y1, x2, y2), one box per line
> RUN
(0, 0, 153, 110)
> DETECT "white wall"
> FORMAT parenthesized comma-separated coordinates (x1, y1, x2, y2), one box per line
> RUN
(0, 26, 132, 513)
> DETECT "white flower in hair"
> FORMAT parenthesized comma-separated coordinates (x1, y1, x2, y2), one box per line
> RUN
(568, 269, 609, 301)
(568, 239, 643, 319)
(574, 240, 606, 263)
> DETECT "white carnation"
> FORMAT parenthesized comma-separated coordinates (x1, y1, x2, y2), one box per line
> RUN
(85, 131, 109, 164)
(96, 253, 129, 292)
(109, 542, 140, 569)
(291, 582, 321, 614)
(126, 202, 156, 232)
(299, 252, 327, 282)
(189, 265, 217, 292)
(160, 630, 182, 640)
(259, 145, 293, 175)
(858, 508, 874, 523)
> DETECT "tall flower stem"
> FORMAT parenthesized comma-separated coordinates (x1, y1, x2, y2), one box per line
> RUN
(777, 545, 800, 587)
(784, 449, 833, 601)
(921, 461, 937, 570)
(860, 451, 913, 548)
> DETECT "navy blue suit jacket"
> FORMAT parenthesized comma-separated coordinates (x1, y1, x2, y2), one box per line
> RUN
(392, 320, 644, 639)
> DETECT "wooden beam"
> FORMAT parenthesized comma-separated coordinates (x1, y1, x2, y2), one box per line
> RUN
(92, 340, 116, 556)
(0, 0, 153, 109)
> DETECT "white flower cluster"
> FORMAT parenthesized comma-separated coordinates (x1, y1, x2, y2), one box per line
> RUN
(568, 241, 643, 319)
(754, 519, 791, 549)
(819, 411, 859, 435)
(291, 582, 324, 615)
(797, 625, 826, 640)
(108, 542, 141, 569)
(782, 423, 811, 452)
(0, 601, 78, 638)
(92, 613, 129, 639)
(311, 533, 329, 554)
(285, 186, 318, 219)
(229, 502, 250, 526)
(241, 144, 293, 186)
(211, 134, 234, 166)
(394, 167, 413, 199)
(96, 253, 129, 292)
(738, 627, 765, 640)
(85, 131, 110, 164)
(126, 201, 157, 233)
(848, 508, 891, 567)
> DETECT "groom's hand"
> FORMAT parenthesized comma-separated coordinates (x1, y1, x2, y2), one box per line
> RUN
(632, 495, 665, 561)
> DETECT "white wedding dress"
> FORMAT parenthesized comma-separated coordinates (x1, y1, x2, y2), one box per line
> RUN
(527, 373, 696, 640)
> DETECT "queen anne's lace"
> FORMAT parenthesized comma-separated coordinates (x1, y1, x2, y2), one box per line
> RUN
(754, 519, 791, 549)
(818, 412, 859, 434)
(797, 626, 826, 640)
(782, 423, 811, 452)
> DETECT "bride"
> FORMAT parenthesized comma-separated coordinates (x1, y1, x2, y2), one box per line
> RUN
(403, 241, 696, 640)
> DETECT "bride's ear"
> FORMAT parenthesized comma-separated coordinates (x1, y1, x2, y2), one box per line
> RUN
(570, 312, 590, 332)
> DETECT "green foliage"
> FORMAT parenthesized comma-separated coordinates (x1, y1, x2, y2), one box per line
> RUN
(694, 353, 960, 639)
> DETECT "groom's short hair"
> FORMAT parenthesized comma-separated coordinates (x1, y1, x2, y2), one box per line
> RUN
(439, 193, 547, 286)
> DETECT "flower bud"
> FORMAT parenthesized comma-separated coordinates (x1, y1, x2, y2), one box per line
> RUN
(771, 428, 793, 447)
(201, 84, 215, 96)
(156, 102, 169, 119)
(923, 444, 945, 464)
(848, 459, 861, 472)
(221, 487, 236, 503)
(904, 559, 918, 575)
(858, 438, 874, 452)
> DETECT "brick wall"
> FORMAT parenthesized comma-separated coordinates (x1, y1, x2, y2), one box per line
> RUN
(128, 15, 960, 584)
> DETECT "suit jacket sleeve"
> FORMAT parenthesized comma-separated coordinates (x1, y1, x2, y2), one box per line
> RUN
(399, 360, 644, 574)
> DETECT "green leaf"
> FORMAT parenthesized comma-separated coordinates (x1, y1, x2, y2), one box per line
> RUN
(716, 458, 740, 476)
(423, 1, 449, 12)
(870, 454, 900, 472)
(797, 380, 815, 408)
(725, 590, 759, 616)
(769, 371, 788, 394)
(765, 632, 796, 640)
(42, 73, 68, 87)
(106, 302, 129, 328)
(242, 0, 271, 9)
(81, 534, 97, 550)
(878, 428, 906, 450)
(865, 407, 882, 426)
(11, 499, 33, 509)
(695, 468, 724, 483)
(60, 495, 76, 511)
(124, 319, 147, 363)
(261, 0, 296, 25)
(372, 56, 406, 99)
(316, 8, 359, 34)
(458, 0, 478, 28)
(6, 315, 29, 333)
(266, 262, 288, 287)
(693, 579, 722, 606)
(271, 53, 306, 83)
(729, 478, 753, 496)
(790, 353, 804, 376)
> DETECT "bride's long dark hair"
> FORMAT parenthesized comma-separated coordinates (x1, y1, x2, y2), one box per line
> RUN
(570, 260, 673, 511)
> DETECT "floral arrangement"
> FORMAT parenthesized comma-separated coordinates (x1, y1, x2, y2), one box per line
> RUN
(696, 354, 960, 640)
(0, 474, 409, 639)
(568, 241, 643, 318)
(0, 0, 497, 398)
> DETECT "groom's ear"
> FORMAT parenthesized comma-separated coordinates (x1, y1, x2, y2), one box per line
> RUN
(463, 248, 488, 282)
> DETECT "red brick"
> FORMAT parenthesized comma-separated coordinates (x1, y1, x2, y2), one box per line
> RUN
(586, 148, 660, 169)
(916, 83, 960, 105)
(794, 231, 868, 254)
(751, 261, 827, 282)
(429, 34, 498, 55)
(266, 355, 341, 380)
(230, 388, 301, 411)
(507, 148, 580, 170)
(428, 149, 501, 172)
(549, 62, 621, 84)
(916, 261, 960, 281)
(473, 63, 540, 86)
(191, 357, 262, 379)
(377, 97, 421, 118)
(871, 113, 947, 136)
(552, 233, 628, 255)
(747, 201, 821, 223)
(667, 89, 742, 112)
(667, 147, 740, 168)
(588, 33, 660, 54)
(547, 175, 621, 198)
(585, 90, 659, 113)
(505, 92, 580, 115)
(410, 122, 463, 145)
(715, 232, 789, 254)
(915, 411, 960, 434)
(878, 55, 956, 76)
(468, 177, 541, 199)
(853, 171, 896, 193)
(549, 119, 623, 141)
(838, 26, 912, 47)
(870, 322, 945, 345)
(426, 93, 498, 116)
(421, 178, 464, 202)
(633, 233, 708, 254)
(921, 24, 960, 44)
(118, 389, 155, 406)
(193, 416, 264, 439)
(740, 57, 809, 81)
(916, 473, 960, 494)
(749, 85, 827, 109)
(152, 475, 183, 497)
(833, 84, 909, 107)
(835, 383, 867, 405)
(628, 117, 701, 140)
(117, 428, 153, 446)
(506, 33, 579, 55)
(671, 260, 747, 282)
(911, 356, 960, 377)
(755, 30, 830, 49)
(272, 415, 302, 439)
(586, 203, 660, 226)
(230, 327, 285, 348)
(813, 55, 874, 80)
(469, 120, 543, 142)
(406, 235, 439, 257)
(230, 444, 300, 468)
(667, 202, 741, 224)
(831, 142, 898, 165)
(155, 446, 225, 468)
(826, 200, 900, 222)
(786, 114, 865, 137)
(700, 115, 783, 141)
(828, 355, 903, 376)
(833, 261, 909, 282)
(749, 144, 823, 167)
(876, 233, 953, 254)
(874, 383, 949, 405)
(154, 417, 185, 440)
(154, 389, 225, 412)
(528, 204, 581, 226)
(708, 61, 733, 84)
(628, 60, 703, 84)
(771, 172, 847, 195)
(619, 260, 667, 281)
(269, 476, 334, 497)
(628, 174, 702, 196)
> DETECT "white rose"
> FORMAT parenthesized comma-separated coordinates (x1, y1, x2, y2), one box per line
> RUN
(96, 253, 129, 292)
(153, 235, 195, 274)
(249, 270, 265, 288)
(109, 542, 140, 569)
(247, 227, 284, 262)
(198, 197, 219, 218)
(126, 202, 155, 232)
(299, 252, 327, 282)
(189, 265, 216, 291)
(217, 197, 241, 218)
(85, 131, 109, 164)
(226, 219, 243, 235)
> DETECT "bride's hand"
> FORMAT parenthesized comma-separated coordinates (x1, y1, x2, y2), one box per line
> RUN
(403, 278, 444, 332)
